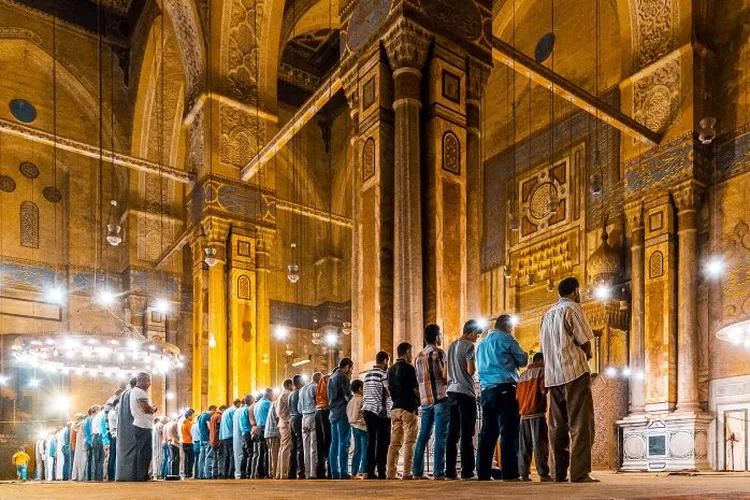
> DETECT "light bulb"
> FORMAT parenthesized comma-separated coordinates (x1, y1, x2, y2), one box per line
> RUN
(324, 332, 338, 347)
(622, 367, 632, 378)
(274, 326, 289, 340)
(166, 391, 175, 401)
(593, 285, 611, 301)
(45, 285, 66, 305)
(154, 298, 171, 314)
(604, 366, 617, 378)
(510, 315, 520, 327)
(476, 318, 489, 329)
(705, 257, 725, 278)
(209, 333, 217, 348)
(97, 289, 116, 306)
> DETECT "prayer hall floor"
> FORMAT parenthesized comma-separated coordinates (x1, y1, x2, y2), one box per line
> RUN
(2, 471, 750, 500)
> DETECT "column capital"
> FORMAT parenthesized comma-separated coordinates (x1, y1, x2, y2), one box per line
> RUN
(467, 57, 492, 102)
(383, 19, 432, 72)
(624, 200, 644, 234)
(670, 180, 705, 214)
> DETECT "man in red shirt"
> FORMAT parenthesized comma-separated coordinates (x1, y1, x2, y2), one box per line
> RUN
(516, 352, 551, 482)
(208, 405, 226, 479)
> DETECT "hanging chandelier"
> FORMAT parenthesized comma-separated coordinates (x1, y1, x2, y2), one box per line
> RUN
(287, 243, 300, 283)
(11, 333, 183, 378)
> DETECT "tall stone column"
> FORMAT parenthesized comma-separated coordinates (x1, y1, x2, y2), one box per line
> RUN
(672, 181, 704, 413)
(625, 200, 645, 414)
(385, 24, 431, 350)
(255, 234, 272, 389)
(190, 239, 207, 411)
(465, 60, 490, 320)
(344, 71, 363, 372)
(228, 229, 257, 398)
(206, 221, 229, 405)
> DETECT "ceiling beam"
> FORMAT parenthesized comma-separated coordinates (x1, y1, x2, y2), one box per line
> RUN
(240, 64, 343, 182)
(490, 36, 662, 146)
(0, 117, 195, 184)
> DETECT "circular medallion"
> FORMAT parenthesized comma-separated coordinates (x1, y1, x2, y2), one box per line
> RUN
(43, 186, 62, 203)
(0, 175, 16, 193)
(9, 99, 36, 123)
(535, 33, 555, 63)
(419, 0, 482, 41)
(623, 435, 645, 460)
(19, 161, 39, 179)
(644, 85, 673, 131)
(669, 431, 693, 459)
(529, 182, 557, 221)
(346, 0, 391, 51)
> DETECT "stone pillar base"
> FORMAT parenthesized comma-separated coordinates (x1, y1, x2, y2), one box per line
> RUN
(618, 412, 713, 472)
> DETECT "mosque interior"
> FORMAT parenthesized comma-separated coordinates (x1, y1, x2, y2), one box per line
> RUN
(0, 0, 749, 477)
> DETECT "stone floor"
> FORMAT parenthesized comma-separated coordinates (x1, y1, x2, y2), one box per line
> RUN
(2, 472, 750, 500)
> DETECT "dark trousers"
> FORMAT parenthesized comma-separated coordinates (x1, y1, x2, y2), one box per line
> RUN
(446, 392, 477, 479)
(518, 416, 550, 479)
(92, 434, 104, 481)
(107, 437, 116, 481)
(85, 443, 93, 480)
(133, 426, 152, 482)
(315, 409, 331, 478)
(363, 410, 390, 479)
(548, 373, 594, 482)
(241, 432, 254, 479)
(253, 429, 268, 478)
(218, 438, 233, 479)
(169, 444, 180, 476)
(62, 446, 72, 481)
(477, 384, 520, 480)
(183, 443, 195, 478)
(290, 415, 305, 479)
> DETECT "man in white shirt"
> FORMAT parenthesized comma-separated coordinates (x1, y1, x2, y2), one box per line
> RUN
(539, 277, 597, 483)
(107, 395, 119, 481)
(130, 372, 157, 481)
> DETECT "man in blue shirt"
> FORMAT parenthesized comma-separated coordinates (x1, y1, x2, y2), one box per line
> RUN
(328, 358, 354, 479)
(219, 399, 241, 480)
(476, 314, 528, 481)
(252, 389, 273, 478)
(238, 395, 254, 479)
(197, 405, 216, 479)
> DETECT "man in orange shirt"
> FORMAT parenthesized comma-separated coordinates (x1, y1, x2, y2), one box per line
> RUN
(516, 352, 551, 482)
(315, 372, 332, 478)
(208, 406, 225, 479)
(181, 409, 195, 478)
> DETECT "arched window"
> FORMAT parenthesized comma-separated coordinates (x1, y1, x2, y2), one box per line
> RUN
(442, 131, 460, 174)
(237, 275, 251, 300)
(20, 201, 39, 248)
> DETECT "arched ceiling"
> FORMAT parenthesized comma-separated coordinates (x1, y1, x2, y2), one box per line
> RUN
(486, 0, 623, 159)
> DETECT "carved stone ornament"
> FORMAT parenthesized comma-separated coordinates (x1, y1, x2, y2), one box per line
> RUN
(19, 161, 39, 179)
(629, 0, 678, 71)
(633, 58, 680, 133)
(42, 186, 62, 203)
(671, 181, 703, 213)
(0, 175, 16, 193)
(383, 21, 432, 71)
(164, 0, 204, 108)
(624, 200, 644, 233)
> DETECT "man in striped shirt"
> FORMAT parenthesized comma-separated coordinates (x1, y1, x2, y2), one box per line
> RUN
(362, 351, 391, 479)
(539, 277, 597, 483)
(516, 352, 551, 482)
(413, 324, 449, 479)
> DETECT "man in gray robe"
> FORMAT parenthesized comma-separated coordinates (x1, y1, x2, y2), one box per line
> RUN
(115, 377, 137, 481)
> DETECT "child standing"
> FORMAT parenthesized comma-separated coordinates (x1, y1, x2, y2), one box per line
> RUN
(12, 446, 30, 481)
(347, 379, 368, 479)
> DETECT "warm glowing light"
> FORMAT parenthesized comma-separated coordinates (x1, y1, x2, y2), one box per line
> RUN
(0, 375, 9, 385)
(622, 367, 632, 378)
(705, 257, 725, 278)
(604, 366, 617, 378)
(593, 285, 611, 301)
(510, 315, 520, 327)
(476, 318, 489, 329)
(28, 378, 40, 388)
(324, 332, 338, 347)
(97, 289, 116, 306)
(291, 358, 310, 367)
(300, 373, 309, 382)
(45, 285, 66, 305)
(274, 326, 289, 340)
(154, 298, 171, 314)
(55, 395, 71, 411)
(166, 392, 176, 401)
(634, 371, 645, 381)
(209, 334, 217, 349)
